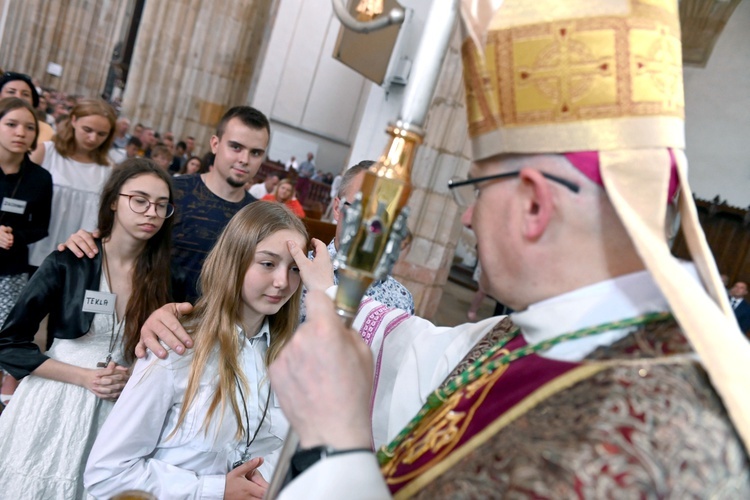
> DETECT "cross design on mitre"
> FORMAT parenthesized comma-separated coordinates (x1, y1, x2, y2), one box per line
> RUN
(516, 25, 614, 118)
(631, 26, 683, 111)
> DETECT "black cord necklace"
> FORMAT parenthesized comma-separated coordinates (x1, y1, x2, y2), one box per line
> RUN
(232, 372, 272, 469)
(97, 243, 124, 368)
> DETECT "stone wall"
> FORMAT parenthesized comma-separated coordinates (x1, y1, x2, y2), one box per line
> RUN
(0, 0, 133, 95)
(120, 0, 275, 154)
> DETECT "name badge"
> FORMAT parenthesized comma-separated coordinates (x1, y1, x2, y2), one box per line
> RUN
(82, 290, 116, 314)
(1, 197, 26, 215)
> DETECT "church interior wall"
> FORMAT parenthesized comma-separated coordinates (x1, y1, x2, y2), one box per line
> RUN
(250, 0, 371, 174)
(683, 0, 750, 209)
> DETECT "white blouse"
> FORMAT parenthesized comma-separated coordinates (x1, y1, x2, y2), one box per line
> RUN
(84, 320, 287, 500)
(28, 141, 111, 266)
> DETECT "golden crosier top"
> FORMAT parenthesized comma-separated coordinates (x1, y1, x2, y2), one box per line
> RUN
(370, 123, 423, 182)
(461, 0, 686, 160)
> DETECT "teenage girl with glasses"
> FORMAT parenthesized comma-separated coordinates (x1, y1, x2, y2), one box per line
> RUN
(0, 159, 176, 498)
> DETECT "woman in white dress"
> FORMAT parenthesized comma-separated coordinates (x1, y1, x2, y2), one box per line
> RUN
(0, 159, 175, 499)
(85, 202, 334, 500)
(28, 97, 116, 270)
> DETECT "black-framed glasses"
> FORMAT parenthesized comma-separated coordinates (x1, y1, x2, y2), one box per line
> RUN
(447, 170, 580, 207)
(119, 194, 175, 218)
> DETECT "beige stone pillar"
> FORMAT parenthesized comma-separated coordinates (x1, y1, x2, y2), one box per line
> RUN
(0, 0, 133, 95)
(391, 31, 473, 319)
(121, 0, 274, 154)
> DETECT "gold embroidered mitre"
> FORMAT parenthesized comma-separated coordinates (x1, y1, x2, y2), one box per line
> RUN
(461, 0, 684, 159)
(459, 0, 750, 456)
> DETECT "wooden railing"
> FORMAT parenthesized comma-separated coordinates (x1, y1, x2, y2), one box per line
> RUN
(672, 196, 750, 284)
(255, 161, 332, 219)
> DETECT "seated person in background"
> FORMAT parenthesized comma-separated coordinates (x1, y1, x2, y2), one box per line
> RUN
(729, 281, 750, 334)
(261, 179, 305, 218)
(125, 136, 142, 159)
(248, 172, 280, 199)
(109, 135, 144, 166)
(175, 155, 205, 177)
(150, 144, 173, 173)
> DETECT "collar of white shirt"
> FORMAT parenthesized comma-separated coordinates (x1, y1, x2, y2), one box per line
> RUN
(238, 318, 271, 348)
(510, 262, 699, 362)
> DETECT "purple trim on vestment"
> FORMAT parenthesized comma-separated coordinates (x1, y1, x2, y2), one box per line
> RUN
(385, 334, 581, 493)
(359, 303, 391, 347)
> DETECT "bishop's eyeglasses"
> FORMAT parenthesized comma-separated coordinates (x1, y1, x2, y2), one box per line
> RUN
(448, 171, 580, 207)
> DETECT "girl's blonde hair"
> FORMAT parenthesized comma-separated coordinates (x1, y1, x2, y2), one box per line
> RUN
(53, 98, 116, 166)
(273, 178, 296, 199)
(176, 202, 308, 438)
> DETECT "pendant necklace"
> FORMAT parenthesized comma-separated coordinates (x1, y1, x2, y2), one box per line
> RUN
(97, 244, 124, 368)
(232, 372, 272, 469)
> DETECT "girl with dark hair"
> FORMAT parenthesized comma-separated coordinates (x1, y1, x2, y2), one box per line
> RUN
(27, 97, 117, 269)
(0, 71, 55, 143)
(176, 155, 205, 176)
(85, 202, 332, 500)
(0, 97, 52, 407)
(0, 158, 175, 498)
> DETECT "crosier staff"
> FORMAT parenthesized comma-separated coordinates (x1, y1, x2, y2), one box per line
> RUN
(265, 0, 460, 497)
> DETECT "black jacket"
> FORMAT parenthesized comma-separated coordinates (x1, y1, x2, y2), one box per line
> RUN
(734, 299, 750, 335)
(0, 242, 103, 378)
(0, 155, 53, 275)
(0, 240, 186, 379)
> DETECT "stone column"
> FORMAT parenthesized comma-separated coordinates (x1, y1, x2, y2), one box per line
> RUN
(391, 30, 473, 319)
(0, 0, 134, 95)
(120, 0, 274, 153)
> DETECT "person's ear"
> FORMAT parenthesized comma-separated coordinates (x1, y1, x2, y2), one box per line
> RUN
(210, 135, 219, 154)
(332, 197, 342, 223)
(518, 168, 554, 241)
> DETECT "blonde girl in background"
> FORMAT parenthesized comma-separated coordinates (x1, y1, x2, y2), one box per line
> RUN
(28, 97, 116, 269)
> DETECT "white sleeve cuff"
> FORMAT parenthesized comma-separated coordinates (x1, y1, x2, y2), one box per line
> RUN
(279, 452, 390, 499)
(199, 474, 226, 500)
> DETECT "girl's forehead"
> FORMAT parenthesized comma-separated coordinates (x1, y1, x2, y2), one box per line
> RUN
(121, 174, 169, 195)
(257, 228, 306, 248)
(2, 107, 34, 121)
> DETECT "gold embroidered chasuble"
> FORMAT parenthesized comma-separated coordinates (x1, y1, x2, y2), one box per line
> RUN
(381, 320, 750, 498)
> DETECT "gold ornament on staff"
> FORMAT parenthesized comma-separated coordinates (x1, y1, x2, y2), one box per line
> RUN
(333, 122, 420, 324)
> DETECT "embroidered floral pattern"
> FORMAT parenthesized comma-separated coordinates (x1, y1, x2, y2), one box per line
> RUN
(413, 322, 750, 498)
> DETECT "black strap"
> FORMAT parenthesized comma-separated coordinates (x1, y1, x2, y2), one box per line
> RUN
(290, 446, 373, 479)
